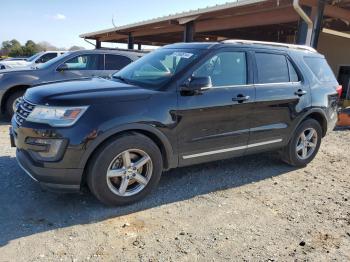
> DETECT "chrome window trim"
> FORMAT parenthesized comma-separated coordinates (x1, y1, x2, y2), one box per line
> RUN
(254, 81, 302, 86)
(210, 84, 254, 89)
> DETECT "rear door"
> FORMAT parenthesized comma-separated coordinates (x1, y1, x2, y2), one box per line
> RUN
(247, 51, 310, 153)
(177, 49, 255, 166)
(104, 54, 133, 76)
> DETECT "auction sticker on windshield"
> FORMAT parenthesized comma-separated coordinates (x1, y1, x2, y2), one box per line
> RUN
(172, 52, 194, 59)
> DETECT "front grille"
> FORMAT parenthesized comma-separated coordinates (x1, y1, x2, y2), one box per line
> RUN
(15, 98, 36, 127)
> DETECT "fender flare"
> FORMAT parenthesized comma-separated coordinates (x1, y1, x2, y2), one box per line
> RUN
(289, 108, 328, 142)
(79, 123, 177, 170)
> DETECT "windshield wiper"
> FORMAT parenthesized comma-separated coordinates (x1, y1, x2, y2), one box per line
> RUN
(112, 75, 130, 84)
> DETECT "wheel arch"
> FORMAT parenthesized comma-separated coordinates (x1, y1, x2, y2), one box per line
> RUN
(80, 124, 177, 175)
(1, 85, 30, 113)
(292, 109, 328, 139)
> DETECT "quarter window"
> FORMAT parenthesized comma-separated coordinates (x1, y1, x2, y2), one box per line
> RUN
(105, 55, 132, 70)
(304, 57, 336, 82)
(193, 51, 247, 86)
(63, 54, 103, 70)
(256, 53, 289, 83)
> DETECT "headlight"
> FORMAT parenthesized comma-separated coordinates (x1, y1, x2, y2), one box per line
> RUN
(27, 106, 88, 127)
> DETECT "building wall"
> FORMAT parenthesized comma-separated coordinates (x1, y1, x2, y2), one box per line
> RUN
(317, 32, 350, 77)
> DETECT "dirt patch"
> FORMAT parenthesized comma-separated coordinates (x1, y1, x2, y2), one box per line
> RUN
(0, 122, 349, 261)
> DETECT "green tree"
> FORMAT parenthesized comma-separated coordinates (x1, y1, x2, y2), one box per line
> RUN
(7, 39, 24, 57)
(23, 40, 40, 56)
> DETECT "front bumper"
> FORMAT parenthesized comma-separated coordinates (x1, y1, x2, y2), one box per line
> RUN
(10, 123, 84, 192)
(16, 149, 83, 192)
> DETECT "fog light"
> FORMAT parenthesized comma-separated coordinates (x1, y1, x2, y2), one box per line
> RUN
(26, 138, 66, 161)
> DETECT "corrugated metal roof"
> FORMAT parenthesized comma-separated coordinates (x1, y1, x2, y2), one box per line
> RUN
(80, 0, 266, 38)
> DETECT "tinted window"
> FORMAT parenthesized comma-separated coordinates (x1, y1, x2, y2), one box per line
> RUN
(256, 53, 289, 83)
(193, 51, 247, 86)
(304, 57, 336, 82)
(287, 60, 299, 82)
(36, 53, 57, 63)
(63, 54, 103, 70)
(105, 55, 132, 70)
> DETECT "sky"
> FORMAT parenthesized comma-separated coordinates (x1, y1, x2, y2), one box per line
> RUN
(1, 0, 235, 49)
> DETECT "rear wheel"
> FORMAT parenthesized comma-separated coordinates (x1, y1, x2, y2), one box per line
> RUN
(281, 119, 322, 167)
(5, 90, 25, 119)
(87, 133, 163, 206)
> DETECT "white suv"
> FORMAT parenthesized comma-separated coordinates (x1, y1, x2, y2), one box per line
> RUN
(0, 51, 66, 70)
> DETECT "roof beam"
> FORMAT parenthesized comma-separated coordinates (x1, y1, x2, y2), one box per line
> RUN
(195, 7, 299, 33)
(301, 0, 350, 22)
(98, 25, 184, 42)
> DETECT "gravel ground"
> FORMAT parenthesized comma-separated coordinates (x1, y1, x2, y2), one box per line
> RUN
(0, 121, 349, 262)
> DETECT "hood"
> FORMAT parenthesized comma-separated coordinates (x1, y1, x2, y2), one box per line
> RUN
(0, 66, 37, 74)
(0, 60, 31, 68)
(24, 77, 156, 106)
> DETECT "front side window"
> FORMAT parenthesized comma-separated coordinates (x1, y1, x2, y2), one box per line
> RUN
(193, 51, 247, 86)
(27, 52, 43, 62)
(36, 53, 57, 63)
(113, 48, 203, 88)
(105, 54, 132, 70)
(256, 53, 289, 83)
(63, 54, 103, 70)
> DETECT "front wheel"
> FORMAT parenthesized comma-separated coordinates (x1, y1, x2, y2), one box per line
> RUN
(281, 119, 322, 167)
(87, 133, 163, 206)
(5, 90, 25, 119)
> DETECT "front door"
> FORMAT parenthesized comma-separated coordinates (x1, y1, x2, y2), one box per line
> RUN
(176, 50, 255, 166)
(54, 54, 104, 81)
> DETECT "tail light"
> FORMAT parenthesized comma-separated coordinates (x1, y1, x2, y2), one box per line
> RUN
(336, 85, 343, 98)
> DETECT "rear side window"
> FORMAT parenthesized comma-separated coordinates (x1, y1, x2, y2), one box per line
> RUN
(105, 54, 132, 70)
(256, 53, 289, 83)
(304, 57, 336, 82)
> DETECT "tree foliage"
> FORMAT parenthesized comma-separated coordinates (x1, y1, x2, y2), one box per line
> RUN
(0, 39, 85, 57)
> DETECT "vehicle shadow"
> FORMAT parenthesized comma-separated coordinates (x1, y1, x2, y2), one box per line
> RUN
(0, 152, 296, 247)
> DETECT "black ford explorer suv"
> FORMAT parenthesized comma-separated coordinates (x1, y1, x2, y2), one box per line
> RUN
(10, 40, 340, 206)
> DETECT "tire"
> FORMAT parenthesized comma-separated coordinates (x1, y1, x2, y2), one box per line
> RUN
(5, 90, 25, 119)
(87, 133, 163, 206)
(281, 119, 322, 167)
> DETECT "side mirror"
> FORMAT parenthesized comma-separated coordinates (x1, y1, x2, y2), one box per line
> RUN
(57, 63, 68, 72)
(181, 76, 212, 94)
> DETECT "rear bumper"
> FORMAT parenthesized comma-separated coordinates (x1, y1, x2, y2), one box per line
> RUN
(16, 149, 83, 192)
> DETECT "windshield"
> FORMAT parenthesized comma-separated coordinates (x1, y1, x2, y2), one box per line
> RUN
(37, 52, 71, 69)
(27, 52, 43, 62)
(113, 48, 203, 88)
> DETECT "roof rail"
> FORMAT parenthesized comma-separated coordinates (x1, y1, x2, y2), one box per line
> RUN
(222, 40, 317, 53)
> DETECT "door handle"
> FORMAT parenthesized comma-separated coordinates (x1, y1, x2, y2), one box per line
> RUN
(295, 89, 307, 96)
(232, 94, 250, 103)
